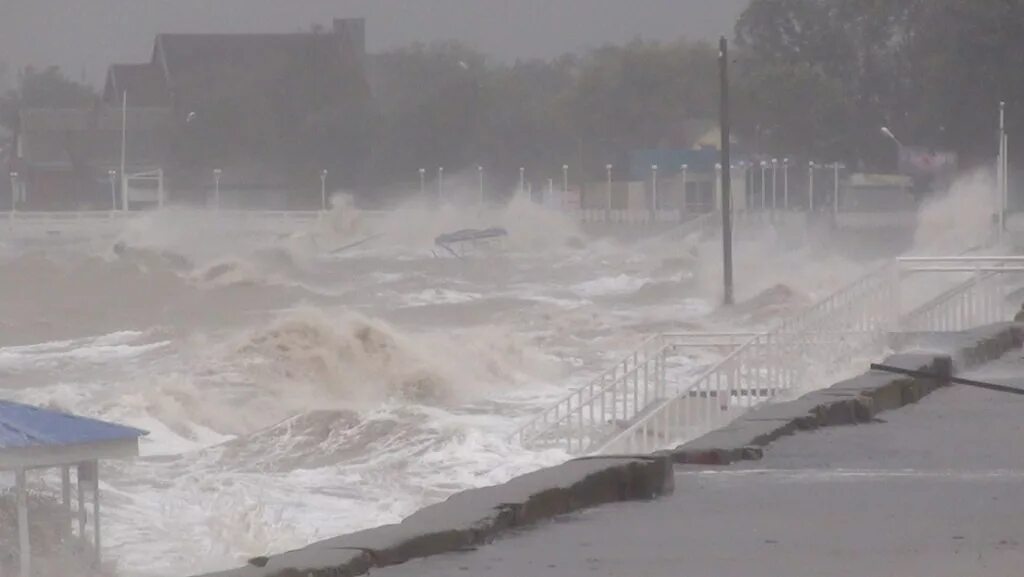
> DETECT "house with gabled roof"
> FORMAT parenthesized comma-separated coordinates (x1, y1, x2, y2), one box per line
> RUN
(12, 18, 370, 210)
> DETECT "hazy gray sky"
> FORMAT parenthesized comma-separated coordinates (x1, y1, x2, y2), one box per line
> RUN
(0, 0, 747, 87)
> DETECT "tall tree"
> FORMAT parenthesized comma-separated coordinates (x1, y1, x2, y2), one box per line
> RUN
(734, 0, 1024, 170)
(0, 66, 97, 133)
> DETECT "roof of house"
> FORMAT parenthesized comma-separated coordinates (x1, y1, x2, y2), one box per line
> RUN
(104, 63, 171, 107)
(153, 31, 365, 108)
(0, 400, 146, 450)
(18, 107, 172, 170)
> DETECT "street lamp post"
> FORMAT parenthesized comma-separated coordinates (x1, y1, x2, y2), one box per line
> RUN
(737, 161, 747, 209)
(438, 167, 444, 203)
(680, 164, 689, 212)
(651, 164, 658, 221)
(547, 178, 554, 206)
(605, 164, 613, 220)
(478, 166, 485, 207)
(213, 168, 222, 210)
(808, 162, 816, 213)
(562, 164, 569, 194)
(108, 170, 118, 211)
(998, 103, 1008, 234)
(833, 162, 841, 218)
(783, 158, 790, 210)
(519, 167, 525, 198)
(120, 90, 128, 211)
(759, 161, 767, 210)
(419, 168, 426, 199)
(771, 158, 778, 211)
(320, 170, 328, 211)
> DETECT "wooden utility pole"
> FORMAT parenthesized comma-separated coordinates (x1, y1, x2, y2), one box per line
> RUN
(719, 36, 735, 306)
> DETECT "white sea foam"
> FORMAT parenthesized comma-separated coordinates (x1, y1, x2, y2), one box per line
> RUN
(0, 187, 919, 576)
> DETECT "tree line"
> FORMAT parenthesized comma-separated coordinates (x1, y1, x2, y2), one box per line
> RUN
(2, 0, 1022, 194)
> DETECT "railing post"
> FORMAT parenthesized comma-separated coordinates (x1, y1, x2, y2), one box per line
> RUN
(632, 353, 639, 416)
(577, 390, 585, 452)
(589, 382, 596, 431)
(890, 263, 902, 332)
(660, 349, 667, 398)
(644, 358, 650, 407)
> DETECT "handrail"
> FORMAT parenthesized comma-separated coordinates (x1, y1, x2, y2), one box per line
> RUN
(511, 334, 666, 448)
(596, 253, 1020, 454)
(595, 262, 898, 454)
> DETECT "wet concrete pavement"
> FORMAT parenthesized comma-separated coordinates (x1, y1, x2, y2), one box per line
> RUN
(373, 351, 1024, 577)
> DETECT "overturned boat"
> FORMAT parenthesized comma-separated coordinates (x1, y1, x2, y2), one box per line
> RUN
(434, 227, 508, 258)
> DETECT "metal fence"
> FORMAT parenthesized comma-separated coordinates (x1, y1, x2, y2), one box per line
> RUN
(516, 254, 1024, 456)
(897, 256, 1024, 331)
(597, 263, 898, 454)
(0, 209, 329, 239)
(510, 332, 759, 454)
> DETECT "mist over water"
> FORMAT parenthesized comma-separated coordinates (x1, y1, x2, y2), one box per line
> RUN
(0, 176, 1000, 575)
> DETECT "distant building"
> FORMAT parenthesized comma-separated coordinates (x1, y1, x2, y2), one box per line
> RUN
(13, 107, 171, 210)
(12, 18, 370, 210)
(628, 146, 751, 213)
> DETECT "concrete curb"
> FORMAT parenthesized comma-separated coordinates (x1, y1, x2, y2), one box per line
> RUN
(194, 455, 673, 577)
(672, 323, 1024, 466)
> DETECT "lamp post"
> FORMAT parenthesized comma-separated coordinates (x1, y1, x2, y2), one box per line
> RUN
(759, 161, 767, 210)
(680, 164, 688, 212)
(213, 168, 222, 210)
(996, 104, 1009, 234)
(605, 164, 613, 220)
(808, 162, 816, 213)
(547, 178, 554, 206)
(832, 162, 842, 218)
(718, 36, 735, 306)
(562, 164, 569, 194)
(771, 158, 778, 211)
(9, 171, 17, 213)
(519, 167, 526, 197)
(783, 158, 790, 210)
(736, 161, 746, 208)
(651, 164, 659, 221)
(120, 90, 127, 211)
(419, 168, 426, 198)
(438, 167, 444, 203)
(108, 170, 118, 211)
(320, 170, 328, 211)
(478, 166, 485, 207)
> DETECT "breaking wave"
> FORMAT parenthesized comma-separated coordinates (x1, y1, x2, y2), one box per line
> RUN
(232, 309, 560, 405)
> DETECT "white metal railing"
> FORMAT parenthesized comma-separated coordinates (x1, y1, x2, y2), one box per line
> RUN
(511, 332, 761, 453)
(523, 255, 1014, 455)
(593, 256, 1024, 455)
(0, 209, 330, 238)
(597, 262, 898, 454)
(572, 209, 686, 224)
(512, 334, 669, 454)
(897, 256, 1024, 332)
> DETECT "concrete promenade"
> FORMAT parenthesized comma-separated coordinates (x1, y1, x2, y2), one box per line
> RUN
(375, 351, 1024, 577)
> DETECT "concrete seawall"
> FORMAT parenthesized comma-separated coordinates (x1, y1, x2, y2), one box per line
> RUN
(195, 456, 673, 577)
(671, 322, 1024, 466)
(193, 322, 1023, 577)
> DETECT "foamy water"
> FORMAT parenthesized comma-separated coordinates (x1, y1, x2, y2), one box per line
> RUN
(0, 179, 994, 576)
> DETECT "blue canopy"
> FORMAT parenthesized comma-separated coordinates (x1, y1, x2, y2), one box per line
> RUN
(0, 400, 147, 450)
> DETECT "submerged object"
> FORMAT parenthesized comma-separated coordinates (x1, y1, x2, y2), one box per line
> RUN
(434, 227, 508, 246)
(434, 227, 508, 258)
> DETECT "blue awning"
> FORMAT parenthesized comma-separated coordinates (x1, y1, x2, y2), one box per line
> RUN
(0, 400, 147, 450)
